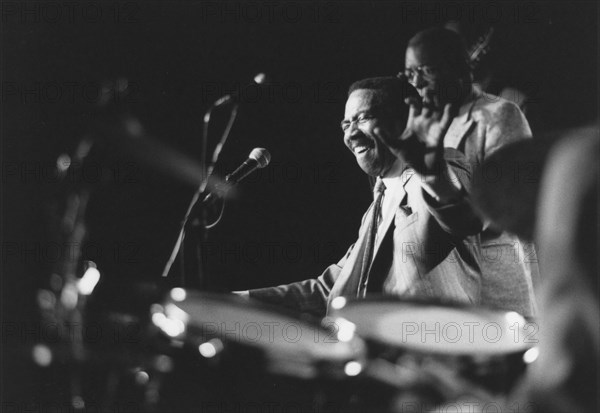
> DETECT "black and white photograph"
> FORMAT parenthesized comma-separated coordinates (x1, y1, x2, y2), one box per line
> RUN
(2, 1, 598, 412)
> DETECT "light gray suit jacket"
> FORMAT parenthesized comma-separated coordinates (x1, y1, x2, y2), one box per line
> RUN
(444, 88, 539, 317)
(250, 150, 483, 316)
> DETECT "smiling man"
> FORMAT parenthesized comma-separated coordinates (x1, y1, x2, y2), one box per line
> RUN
(247, 77, 483, 316)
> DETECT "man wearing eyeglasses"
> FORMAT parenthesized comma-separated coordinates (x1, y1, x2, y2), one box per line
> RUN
(244, 76, 484, 316)
(403, 27, 538, 318)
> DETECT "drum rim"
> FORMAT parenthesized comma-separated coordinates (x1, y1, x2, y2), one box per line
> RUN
(165, 290, 327, 327)
(333, 293, 534, 321)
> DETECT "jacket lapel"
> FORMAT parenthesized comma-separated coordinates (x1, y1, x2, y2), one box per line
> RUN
(326, 204, 373, 302)
(444, 93, 479, 150)
(369, 171, 410, 268)
(326, 170, 413, 306)
(445, 118, 474, 150)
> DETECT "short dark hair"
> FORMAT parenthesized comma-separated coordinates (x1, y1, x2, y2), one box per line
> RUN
(347, 76, 418, 121)
(407, 27, 471, 79)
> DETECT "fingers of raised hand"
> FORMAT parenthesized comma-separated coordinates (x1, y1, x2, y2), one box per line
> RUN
(421, 103, 433, 118)
(405, 96, 422, 118)
(440, 103, 454, 126)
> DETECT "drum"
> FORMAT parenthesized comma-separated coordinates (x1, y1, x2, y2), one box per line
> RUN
(328, 297, 539, 399)
(147, 289, 367, 412)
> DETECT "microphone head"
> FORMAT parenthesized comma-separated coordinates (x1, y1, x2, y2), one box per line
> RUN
(248, 148, 271, 168)
(253, 73, 269, 85)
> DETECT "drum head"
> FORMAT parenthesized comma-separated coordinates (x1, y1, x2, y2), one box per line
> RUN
(151, 289, 365, 379)
(330, 297, 536, 356)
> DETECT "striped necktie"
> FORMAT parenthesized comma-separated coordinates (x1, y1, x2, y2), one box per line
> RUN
(357, 178, 386, 297)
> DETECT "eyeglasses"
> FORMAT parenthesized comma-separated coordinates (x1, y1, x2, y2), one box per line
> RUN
(340, 113, 377, 133)
(401, 65, 439, 82)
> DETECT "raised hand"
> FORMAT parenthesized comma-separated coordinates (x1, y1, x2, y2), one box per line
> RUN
(406, 93, 455, 147)
(376, 94, 456, 176)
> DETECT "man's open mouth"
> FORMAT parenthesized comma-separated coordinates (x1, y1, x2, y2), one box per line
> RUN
(352, 141, 374, 155)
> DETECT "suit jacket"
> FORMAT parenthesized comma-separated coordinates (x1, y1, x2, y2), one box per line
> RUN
(444, 88, 539, 317)
(250, 149, 483, 316)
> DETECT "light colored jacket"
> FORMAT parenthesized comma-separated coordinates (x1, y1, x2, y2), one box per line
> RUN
(250, 150, 483, 316)
(444, 89, 539, 317)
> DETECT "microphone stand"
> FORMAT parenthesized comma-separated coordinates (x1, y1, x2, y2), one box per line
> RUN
(161, 96, 239, 290)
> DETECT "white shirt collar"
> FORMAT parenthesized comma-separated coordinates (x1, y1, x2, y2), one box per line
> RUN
(379, 159, 410, 196)
(380, 174, 406, 197)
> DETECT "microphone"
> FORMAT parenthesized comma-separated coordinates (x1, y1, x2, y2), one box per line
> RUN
(226, 147, 271, 183)
(203, 148, 271, 203)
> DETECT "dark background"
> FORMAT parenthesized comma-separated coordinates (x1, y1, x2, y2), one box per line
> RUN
(2, 0, 598, 403)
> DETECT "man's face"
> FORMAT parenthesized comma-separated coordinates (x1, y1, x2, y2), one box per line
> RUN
(404, 44, 461, 106)
(342, 89, 400, 177)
